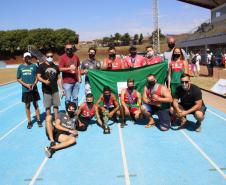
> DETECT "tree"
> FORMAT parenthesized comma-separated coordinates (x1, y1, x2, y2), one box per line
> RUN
(133, 34, 139, 45)
(138, 33, 144, 44)
(121, 33, 131, 46)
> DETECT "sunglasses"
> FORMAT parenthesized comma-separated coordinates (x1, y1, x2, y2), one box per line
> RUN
(181, 81, 189, 84)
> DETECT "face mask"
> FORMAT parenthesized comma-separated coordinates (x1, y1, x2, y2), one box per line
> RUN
(66, 48, 73, 57)
(146, 51, 154, 58)
(168, 43, 175, 49)
(25, 57, 32, 64)
(46, 57, 53, 63)
(89, 54, 95, 59)
(67, 110, 75, 118)
(87, 102, 93, 109)
(130, 52, 137, 57)
(174, 54, 181, 60)
(182, 83, 189, 91)
(128, 86, 134, 91)
(104, 94, 110, 100)
(147, 80, 156, 88)
(109, 53, 116, 58)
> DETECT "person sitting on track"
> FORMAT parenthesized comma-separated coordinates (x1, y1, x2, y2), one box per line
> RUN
(96, 86, 123, 131)
(44, 102, 78, 158)
(142, 74, 172, 131)
(120, 78, 142, 124)
(76, 93, 109, 133)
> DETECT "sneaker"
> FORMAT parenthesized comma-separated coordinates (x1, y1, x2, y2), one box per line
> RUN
(195, 121, 201, 132)
(44, 147, 55, 158)
(103, 126, 111, 134)
(27, 122, 32, 129)
(37, 120, 43, 128)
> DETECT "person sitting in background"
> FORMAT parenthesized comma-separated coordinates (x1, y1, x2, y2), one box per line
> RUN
(145, 46, 163, 65)
(124, 46, 146, 68)
(17, 52, 41, 129)
(102, 46, 124, 70)
(44, 102, 78, 158)
(170, 74, 206, 132)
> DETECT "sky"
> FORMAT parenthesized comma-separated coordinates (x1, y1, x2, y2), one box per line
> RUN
(0, 0, 210, 41)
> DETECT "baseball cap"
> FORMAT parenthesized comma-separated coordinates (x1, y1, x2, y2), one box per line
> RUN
(23, 52, 31, 58)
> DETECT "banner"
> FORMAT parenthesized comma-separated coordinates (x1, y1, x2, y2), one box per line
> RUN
(88, 61, 168, 101)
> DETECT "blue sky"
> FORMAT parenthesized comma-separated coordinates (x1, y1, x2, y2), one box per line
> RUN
(0, 0, 210, 41)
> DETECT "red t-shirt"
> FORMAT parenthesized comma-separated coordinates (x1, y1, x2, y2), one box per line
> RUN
(103, 57, 123, 70)
(59, 53, 80, 83)
(146, 56, 162, 65)
(124, 55, 145, 68)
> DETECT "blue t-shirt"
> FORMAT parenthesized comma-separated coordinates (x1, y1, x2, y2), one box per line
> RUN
(17, 63, 38, 93)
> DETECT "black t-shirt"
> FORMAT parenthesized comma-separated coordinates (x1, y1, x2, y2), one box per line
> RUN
(174, 84, 203, 110)
(37, 62, 60, 94)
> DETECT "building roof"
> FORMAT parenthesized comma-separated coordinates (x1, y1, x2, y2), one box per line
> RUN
(178, 0, 226, 9)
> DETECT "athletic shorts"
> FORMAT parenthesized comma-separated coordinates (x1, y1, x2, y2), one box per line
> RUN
(43, 92, 60, 108)
(77, 116, 91, 131)
(180, 104, 207, 115)
(128, 107, 139, 115)
(22, 91, 40, 104)
(46, 128, 69, 143)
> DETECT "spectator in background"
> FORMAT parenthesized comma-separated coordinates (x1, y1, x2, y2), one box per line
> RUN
(81, 47, 101, 95)
(223, 51, 226, 68)
(206, 48, 214, 77)
(124, 46, 146, 68)
(102, 46, 124, 70)
(37, 51, 63, 121)
(59, 43, 81, 109)
(145, 46, 163, 65)
(17, 52, 41, 129)
(193, 52, 201, 76)
(168, 47, 188, 97)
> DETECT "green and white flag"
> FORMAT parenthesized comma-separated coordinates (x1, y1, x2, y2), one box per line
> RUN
(88, 61, 168, 101)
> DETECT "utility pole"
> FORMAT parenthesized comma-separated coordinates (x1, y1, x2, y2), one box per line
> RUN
(152, 0, 160, 53)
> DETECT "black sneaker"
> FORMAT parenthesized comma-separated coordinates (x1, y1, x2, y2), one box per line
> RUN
(37, 120, 43, 128)
(195, 121, 201, 132)
(27, 122, 32, 129)
(103, 126, 111, 134)
(44, 147, 55, 158)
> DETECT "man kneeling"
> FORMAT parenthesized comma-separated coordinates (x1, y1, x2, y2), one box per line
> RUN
(170, 73, 206, 132)
(45, 102, 78, 158)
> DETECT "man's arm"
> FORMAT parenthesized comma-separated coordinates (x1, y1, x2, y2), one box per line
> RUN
(37, 73, 50, 85)
(183, 100, 202, 115)
(17, 78, 31, 90)
(137, 91, 142, 107)
(158, 86, 173, 103)
(54, 118, 76, 135)
(109, 94, 120, 116)
(95, 94, 103, 109)
(142, 86, 150, 104)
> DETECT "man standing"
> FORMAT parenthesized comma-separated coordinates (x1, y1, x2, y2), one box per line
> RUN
(44, 102, 78, 158)
(206, 48, 214, 77)
(170, 74, 206, 132)
(142, 74, 172, 131)
(102, 46, 124, 70)
(59, 44, 81, 108)
(124, 46, 146, 68)
(81, 47, 101, 95)
(37, 51, 63, 121)
(17, 52, 41, 129)
(145, 46, 163, 65)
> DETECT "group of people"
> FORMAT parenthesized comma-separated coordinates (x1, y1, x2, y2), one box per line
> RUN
(16, 37, 206, 158)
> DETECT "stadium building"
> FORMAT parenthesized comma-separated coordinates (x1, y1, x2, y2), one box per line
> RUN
(177, 0, 226, 62)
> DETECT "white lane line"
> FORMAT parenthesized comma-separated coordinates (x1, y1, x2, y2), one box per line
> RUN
(0, 91, 20, 101)
(0, 80, 16, 86)
(118, 124, 131, 185)
(0, 85, 18, 93)
(0, 116, 33, 142)
(29, 157, 48, 185)
(180, 130, 226, 179)
(0, 101, 21, 113)
(207, 109, 226, 121)
(28, 95, 85, 185)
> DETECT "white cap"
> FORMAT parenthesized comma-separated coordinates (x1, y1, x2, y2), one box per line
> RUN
(23, 52, 31, 58)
